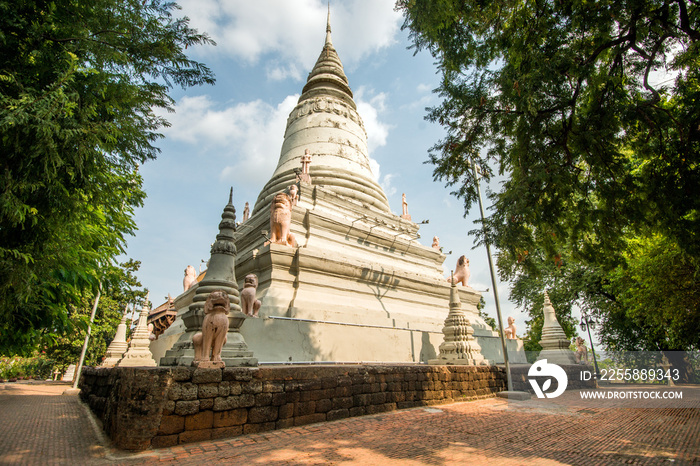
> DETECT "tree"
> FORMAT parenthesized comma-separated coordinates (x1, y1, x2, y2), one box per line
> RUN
(0, 0, 214, 353)
(43, 260, 146, 371)
(397, 0, 699, 350)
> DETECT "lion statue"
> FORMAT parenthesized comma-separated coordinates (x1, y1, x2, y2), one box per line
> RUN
(192, 290, 230, 368)
(574, 337, 589, 364)
(449, 255, 470, 286)
(240, 274, 262, 317)
(266, 186, 298, 247)
(183, 265, 198, 291)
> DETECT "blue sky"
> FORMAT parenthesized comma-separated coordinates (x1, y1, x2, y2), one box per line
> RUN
(125, 0, 577, 340)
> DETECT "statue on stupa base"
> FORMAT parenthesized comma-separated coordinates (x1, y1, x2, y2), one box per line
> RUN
(297, 149, 312, 184)
(505, 316, 517, 339)
(266, 186, 298, 247)
(449, 255, 470, 286)
(183, 265, 197, 291)
(242, 202, 250, 222)
(192, 291, 230, 368)
(432, 236, 440, 250)
(401, 193, 412, 221)
(241, 274, 261, 317)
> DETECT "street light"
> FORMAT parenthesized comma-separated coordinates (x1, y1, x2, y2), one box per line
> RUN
(579, 312, 601, 379)
(471, 161, 514, 392)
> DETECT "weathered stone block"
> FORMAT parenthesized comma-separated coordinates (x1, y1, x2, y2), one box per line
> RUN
(162, 400, 176, 416)
(192, 368, 222, 384)
(276, 418, 295, 429)
(315, 399, 332, 413)
(327, 408, 349, 421)
(179, 429, 211, 444)
(263, 381, 284, 393)
(213, 409, 247, 427)
(370, 392, 386, 405)
(366, 403, 396, 415)
(178, 382, 197, 401)
(353, 394, 370, 406)
(337, 375, 352, 387)
(332, 397, 353, 410)
(223, 367, 253, 382)
(244, 422, 276, 434)
(348, 406, 365, 417)
(217, 381, 231, 397)
(172, 367, 192, 382)
(294, 413, 326, 426)
(321, 378, 338, 390)
(185, 410, 213, 431)
(174, 400, 200, 416)
(198, 383, 220, 399)
(278, 403, 294, 419)
(248, 406, 278, 424)
(294, 401, 316, 417)
(309, 389, 333, 401)
(271, 392, 287, 406)
(334, 386, 352, 397)
(229, 383, 242, 396)
(199, 398, 214, 410)
(211, 426, 243, 440)
(158, 415, 184, 435)
(152, 434, 179, 448)
(255, 392, 273, 406)
(242, 380, 263, 394)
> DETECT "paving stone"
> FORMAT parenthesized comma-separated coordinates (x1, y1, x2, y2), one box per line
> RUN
(2, 375, 699, 466)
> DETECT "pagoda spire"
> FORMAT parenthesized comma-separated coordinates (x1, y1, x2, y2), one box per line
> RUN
(325, 3, 332, 45)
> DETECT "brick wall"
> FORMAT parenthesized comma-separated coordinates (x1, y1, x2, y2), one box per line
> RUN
(80, 364, 506, 450)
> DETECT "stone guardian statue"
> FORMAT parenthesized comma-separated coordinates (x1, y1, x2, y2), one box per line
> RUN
(192, 290, 230, 368)
(449, 255, 470, 286)
(240, 274, 262, 317)
(266, 186, 298, 247)
(183, 265, 197, 291)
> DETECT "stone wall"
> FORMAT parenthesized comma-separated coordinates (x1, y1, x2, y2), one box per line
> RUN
(80, 364, 506, 450)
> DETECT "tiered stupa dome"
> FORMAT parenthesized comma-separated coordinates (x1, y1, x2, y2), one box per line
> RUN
(254, 10, 391, 213)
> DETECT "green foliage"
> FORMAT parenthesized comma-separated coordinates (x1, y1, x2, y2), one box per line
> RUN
(398, 0, 699, 351)
(0, 354, 56, 380)
(0, 0, 214, 353)
(600, 235, 700, 351)
(476, 295, 497, 331)
(42, 259, 145, 369)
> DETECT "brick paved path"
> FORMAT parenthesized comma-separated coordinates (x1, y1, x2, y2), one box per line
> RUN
(1, 381, 698, 465)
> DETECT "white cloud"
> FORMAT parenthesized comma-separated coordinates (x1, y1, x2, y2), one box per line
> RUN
(380, 173, 398, 197)
(159, 94, 299, 188)
(355, 86, 391, 153)
(266, 63, 302, 82)
(178, 0, 401, 74)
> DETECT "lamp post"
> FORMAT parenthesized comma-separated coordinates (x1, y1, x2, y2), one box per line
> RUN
(579, 312, 601, 379)
(472, 163, 513, 392)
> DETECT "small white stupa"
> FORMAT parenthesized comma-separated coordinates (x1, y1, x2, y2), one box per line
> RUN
(118, 293, 157, 367)
(537, 291, 576, 365)
(101, 305, 130, 367)
(429, 273, 487, 365)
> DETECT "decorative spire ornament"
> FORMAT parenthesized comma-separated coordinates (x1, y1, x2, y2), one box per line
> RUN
(160, 189, 257, 367)
(101, 304, 130, 367)
(118, 293, 157, 367)
(537, 291, 576, 365)
(429, 272, 487, 365)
